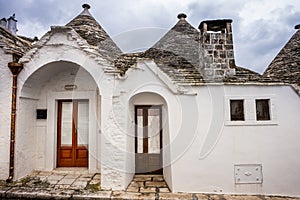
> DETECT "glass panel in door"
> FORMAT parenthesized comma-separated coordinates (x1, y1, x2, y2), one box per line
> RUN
(61, 102, 73, 146)
(148, 108, 160, 153)
(77, 101, 89, 146)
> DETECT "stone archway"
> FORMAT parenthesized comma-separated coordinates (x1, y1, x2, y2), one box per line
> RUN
(15, 61, 101, 179)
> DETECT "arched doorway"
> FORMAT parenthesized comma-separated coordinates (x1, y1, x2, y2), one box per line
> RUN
(129, 92, 169, 175)
(16, 61, 100, 177)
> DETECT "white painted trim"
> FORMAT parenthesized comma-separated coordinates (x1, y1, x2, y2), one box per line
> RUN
(224, 95, 278, 126)
(140, 59, 197, 95)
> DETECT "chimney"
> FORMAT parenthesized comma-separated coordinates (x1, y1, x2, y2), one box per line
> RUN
(0, 18, 7, 29)
(7, 14, 18, 35)
(199, 19, 235, 80)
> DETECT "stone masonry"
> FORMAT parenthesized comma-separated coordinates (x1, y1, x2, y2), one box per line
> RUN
(199, 19, 236, 80)
(1, 171, 300, 199)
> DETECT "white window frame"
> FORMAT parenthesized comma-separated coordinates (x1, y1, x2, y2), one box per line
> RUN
(224, 95, 277, 126)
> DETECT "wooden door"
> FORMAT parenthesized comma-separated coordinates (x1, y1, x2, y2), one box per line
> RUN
(135, 106, 162, 174)
(57, 100, 89, 167)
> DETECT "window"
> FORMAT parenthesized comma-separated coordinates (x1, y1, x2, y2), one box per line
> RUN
(256, 99, 270, 121)
(230, 100, 244, 121)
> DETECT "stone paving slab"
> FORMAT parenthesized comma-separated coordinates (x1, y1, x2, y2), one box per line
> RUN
(111, 191, 156, 200)
(1, 172, 300, 199)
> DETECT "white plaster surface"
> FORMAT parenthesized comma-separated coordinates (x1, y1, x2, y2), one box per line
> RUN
(0, 49, 12, 180)
(1, 27, 300, 197)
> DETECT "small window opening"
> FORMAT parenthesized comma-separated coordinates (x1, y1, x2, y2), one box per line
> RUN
(256, 99, 270, 121)
(230, 100, 244, 121)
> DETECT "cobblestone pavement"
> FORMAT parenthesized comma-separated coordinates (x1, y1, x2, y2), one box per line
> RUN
(0, 171, 299, 199)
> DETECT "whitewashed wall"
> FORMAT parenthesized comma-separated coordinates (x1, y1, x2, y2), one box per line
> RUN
(2, 27, 299, 197)
(14, 30, 110, 179)
(169, 85, 300, 197)
(0, 49, 12, 180)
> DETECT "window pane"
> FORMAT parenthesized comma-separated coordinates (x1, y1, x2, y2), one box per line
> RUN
(61, 102, 72, 146)
(148, 108, 160, 153)
(230, 100, 244, 121)
(137, 109, 143, 153)
(77, 101, 89, 145)
(256, 99, 270, 121)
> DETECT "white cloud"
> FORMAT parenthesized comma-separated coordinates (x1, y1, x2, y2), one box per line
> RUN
(1, 0, 299, 73)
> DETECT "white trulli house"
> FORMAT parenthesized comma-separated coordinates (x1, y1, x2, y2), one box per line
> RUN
(0, 4, 300, 197)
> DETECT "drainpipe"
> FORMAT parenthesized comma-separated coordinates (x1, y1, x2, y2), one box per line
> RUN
(6, 62, 23, 183)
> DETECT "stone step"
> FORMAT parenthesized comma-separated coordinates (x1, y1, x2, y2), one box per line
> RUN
(126, 174, 171, 194)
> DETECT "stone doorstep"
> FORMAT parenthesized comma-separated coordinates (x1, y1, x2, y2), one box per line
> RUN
(128, 181, 145, 187)
(47, 174, 66, 181)
(139, 187, 157, 193)
(153, 176, 164, 181)
(57, 178, 77, 185)
(133, 177, 152, 181)
(80, 174, 95, 179)
(145, 181, 167, 187)
(64, 174, 81, 179)
(134, 174, 163, 178)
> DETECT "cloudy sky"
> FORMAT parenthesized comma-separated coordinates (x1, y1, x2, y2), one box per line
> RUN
(0, 0, 299, 73)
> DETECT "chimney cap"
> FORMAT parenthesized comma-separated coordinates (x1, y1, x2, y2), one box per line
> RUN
(7, 14, 17, 22)
(177, 13, 187, 20)
(295, 24, 300, 30)
(82, 4, 91, 9)
(199, 19, 232, 31)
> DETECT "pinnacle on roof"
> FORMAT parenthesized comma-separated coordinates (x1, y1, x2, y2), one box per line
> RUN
(66, 4, 122, 62)
(79, 4, 92, 16)
(177, 13, 187, 20)
(142, 13, 203, 84)
(66, 4, 111, 45)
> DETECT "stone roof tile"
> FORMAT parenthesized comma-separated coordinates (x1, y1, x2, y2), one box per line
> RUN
(264, 29, 300, 88)
(0, 27, 32, 56)
(66, 4, 122, 63)
(115, 15, 276, 85)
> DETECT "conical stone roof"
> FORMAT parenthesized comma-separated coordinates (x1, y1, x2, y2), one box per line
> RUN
(142, 13, 204, 85)
(264, 27, 300, 87)
(66, 4, 122, 62)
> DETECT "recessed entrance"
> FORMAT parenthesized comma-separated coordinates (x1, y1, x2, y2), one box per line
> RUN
(57, 100, 89, 167)
(135, 105, 162, 174)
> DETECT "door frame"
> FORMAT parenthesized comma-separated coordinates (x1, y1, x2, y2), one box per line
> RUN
(57, 99, 89, 167)
(45, 91, 98, 172)
(134, 105, 163, 174)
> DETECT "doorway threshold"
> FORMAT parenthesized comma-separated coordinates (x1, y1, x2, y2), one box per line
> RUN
(53, 167, 89, 174)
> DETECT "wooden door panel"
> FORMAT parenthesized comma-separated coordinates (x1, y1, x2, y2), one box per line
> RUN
(57, 100, 89, 167)
(60, 149, 72, 158)
(76, 148, 88, 159)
